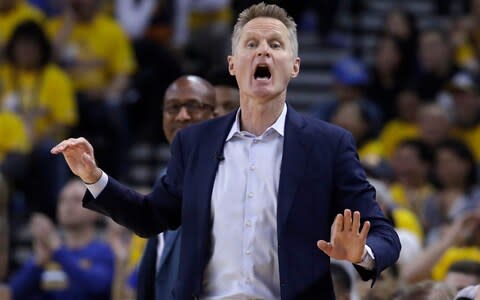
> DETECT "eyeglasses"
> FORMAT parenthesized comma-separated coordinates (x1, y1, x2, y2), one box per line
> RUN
(164, 101, 214, 115)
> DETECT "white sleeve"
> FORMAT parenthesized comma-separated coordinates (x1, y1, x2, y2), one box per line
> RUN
(85, 171, 109, 198)
(355, 245, 376, 270)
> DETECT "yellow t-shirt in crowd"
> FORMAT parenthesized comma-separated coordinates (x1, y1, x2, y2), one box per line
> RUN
(455, 28, 480, 69)
(46, 14, 136, 92)
(358, 139, 384, 167)
(0, 63, 77, 140)
(390, 183, 434, 220)
(127, 235, 147, 273)
(379, 119, 419, 158)
(453, 125, 480, 162)
(391, 207, 424, 242)
(0, 111, 28, 162)
(0, 2, 44, 46)
(432, 247, 480, 280)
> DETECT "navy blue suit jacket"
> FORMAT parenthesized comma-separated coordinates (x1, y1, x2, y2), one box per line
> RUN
(84, 105, 401, 300)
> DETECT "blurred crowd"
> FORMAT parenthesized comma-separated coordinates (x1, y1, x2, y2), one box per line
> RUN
(0, 0, 479, 299)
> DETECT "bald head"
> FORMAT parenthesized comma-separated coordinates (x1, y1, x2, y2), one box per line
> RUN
(163, 75, 216, 143)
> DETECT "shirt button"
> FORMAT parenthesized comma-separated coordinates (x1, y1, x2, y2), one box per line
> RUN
(246, 277, 252, 284)
(250, 165, 256, 171)
(253, 139, 259, 144)
(248, 192, 254, 198)
(245, 250, 251, 255)
(245, 220, 252, 227)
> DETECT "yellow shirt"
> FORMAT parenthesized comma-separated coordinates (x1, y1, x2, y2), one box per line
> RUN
(0, 63, 77, 141)
(0, 2, 44, 46)
(380, 120, 419, 158)
(432, 247, 480, 280)
(453, 125, 480, 162)
(0, 111, 28, 162)
(390, 183, 434, 220)
(46, 15, 136, 92)
(127, 235, 147, 272)
(455, 28, 480, 68)
(391, 207, 424, 242)
(358, 139, 384, 167)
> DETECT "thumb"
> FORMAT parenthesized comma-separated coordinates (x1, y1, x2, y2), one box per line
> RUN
(317, 240, 332, 256)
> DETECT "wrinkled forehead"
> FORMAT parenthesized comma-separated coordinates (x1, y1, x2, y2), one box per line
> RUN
(240, 17, 290, 40)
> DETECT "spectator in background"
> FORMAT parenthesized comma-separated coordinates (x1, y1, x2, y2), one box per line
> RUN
(417, 103, 452, 149)
(402, 212, 480, 285)
(379, 88, 420, 158)
(445, 261, 480, 292)
(135, 75, 216, 300)
(394, 280, 456, 300)
(443, 72, 480, 162)
(367, 35, 410, 121)
(28, 0, 62, 17)
(1, 179, 114, 300)
(357, 264, 401, 300)
(0, 174, 8, 281)
(330, 101, 384, 170)
(0, 0, 44, 50)
(176, 0, 233, 75)
(214, 85, 240, 117)
(46, 0, 136, 179)
(415, 28, 459, 101)
(330, 261, 356, 300)
(423, 139, 480, 242)
(312, 57, 382, 133)
(390, 139, 434, 221)
(452, 0, 480, 73)
(383, 8, 418, 71)
(0, 21, 77, 220)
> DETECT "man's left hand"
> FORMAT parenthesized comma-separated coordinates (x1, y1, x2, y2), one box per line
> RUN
(317, 209, 370, 264)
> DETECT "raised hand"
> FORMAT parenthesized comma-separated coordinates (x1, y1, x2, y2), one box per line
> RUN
(317, 209, 370, 264)
(50, 137, 102, 184)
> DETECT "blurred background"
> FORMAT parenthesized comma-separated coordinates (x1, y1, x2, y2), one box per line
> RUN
(1, 0, 480, 299)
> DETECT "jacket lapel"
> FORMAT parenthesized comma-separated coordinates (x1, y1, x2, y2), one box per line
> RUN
(277, 105, 310, 234)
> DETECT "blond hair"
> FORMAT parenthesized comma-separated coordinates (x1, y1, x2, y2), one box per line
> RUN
(231, 2, 298, 58)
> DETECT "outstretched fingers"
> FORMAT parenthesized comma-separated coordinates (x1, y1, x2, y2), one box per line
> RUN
(359, 220, 371, 241)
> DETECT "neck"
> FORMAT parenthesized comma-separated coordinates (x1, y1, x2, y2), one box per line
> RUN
(63, 224, 95, 249)
(239, 93, 285, 136)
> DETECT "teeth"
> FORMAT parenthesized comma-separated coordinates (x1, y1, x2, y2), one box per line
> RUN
(256, 77, 269, 81)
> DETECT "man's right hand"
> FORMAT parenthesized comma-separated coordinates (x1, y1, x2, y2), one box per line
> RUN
(51, 137, 102, 184)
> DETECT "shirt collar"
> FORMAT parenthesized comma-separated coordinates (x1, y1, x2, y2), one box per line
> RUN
(226, 103, 287, 141)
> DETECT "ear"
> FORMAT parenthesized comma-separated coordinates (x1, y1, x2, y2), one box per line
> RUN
(227, 55, 235, 75)
(291, 57, 300, 78)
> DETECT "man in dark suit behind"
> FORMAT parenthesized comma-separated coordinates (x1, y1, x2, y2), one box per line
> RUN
(52, 3, 401, 299)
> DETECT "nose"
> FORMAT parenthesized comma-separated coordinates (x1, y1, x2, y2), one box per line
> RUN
(256, 41, 271, 57)
(175, 106, 192, 121)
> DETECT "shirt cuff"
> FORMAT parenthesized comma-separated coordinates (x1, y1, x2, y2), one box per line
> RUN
(85, 171, 108, 198)
(355, 245, 376, 270)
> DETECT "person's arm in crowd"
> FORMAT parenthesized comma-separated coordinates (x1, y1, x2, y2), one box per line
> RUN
(401, 212, 480, 283)
(106, 219, 134, 300)
(51, 6, 76, 60)
(51, 137, 183, 237)
(115, 0, 157, 40)
(8, 238, 50, 300)
(104, 74, 130, 103)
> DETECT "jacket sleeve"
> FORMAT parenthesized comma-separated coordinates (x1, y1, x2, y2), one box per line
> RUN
(333, 131, 401, 283)
(83, 131, 186, 237)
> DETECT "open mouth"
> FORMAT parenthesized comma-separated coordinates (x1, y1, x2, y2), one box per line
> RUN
(254, 65, 271, 81)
